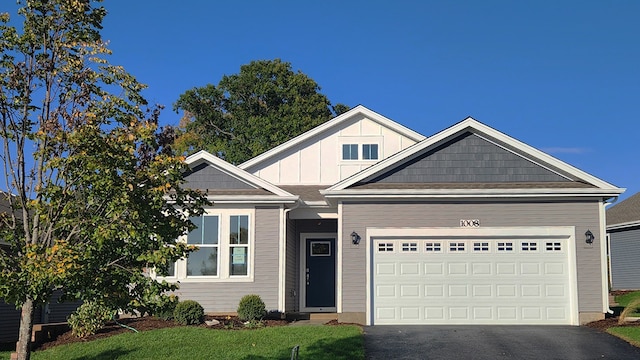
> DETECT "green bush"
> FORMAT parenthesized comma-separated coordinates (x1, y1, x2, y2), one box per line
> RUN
(153, 295, 179, 321)
(237, 294, 266, 321)
(173, 300, 204, 325)
(68, 301, 114, 338)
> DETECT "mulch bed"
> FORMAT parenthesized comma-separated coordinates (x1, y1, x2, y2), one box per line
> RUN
(36, 315, 289, 351)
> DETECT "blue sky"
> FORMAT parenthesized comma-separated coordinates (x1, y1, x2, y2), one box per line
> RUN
(14, 1, 640, 200)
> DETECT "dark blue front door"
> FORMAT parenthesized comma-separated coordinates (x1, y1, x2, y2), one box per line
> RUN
(305, 238, 336, 308)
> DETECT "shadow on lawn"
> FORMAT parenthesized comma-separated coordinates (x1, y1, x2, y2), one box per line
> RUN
(65, 347, 132, 360)
(234, 334, 363, 360)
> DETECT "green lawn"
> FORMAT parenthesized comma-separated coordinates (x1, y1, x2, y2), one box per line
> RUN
(608, 327, 640, 347)
(1, 325, 363, 360)
(615, 291, 640, 317)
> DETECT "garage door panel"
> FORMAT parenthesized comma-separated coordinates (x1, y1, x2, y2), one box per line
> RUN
(373, 237, 573, 325)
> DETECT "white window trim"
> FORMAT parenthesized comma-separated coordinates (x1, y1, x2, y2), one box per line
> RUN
(155, 208, 255, 283)
(338, 136, 383, 163)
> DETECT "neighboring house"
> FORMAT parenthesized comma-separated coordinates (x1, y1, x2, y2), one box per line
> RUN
(161, 105, 623, 326)
(606, 191, 640, 290)
(0, 195, 81, 343)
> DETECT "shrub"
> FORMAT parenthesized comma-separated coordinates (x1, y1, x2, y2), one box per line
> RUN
(237, 294, 266, 321)
(173, 300, 204, 325)
(153, 295, 179, 321)
(68, 301, 114, 338)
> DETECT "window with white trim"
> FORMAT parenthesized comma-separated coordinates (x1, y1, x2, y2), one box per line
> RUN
(521, 242, 538, 251)
(362, 144, 379, 160)
(156, 210, 253, 281)
(229, 215, 249, 276)
(378, 242, 394, 252)
(342, 144, 358, 160)
(545, 242, 562, 251)
(187, 215, 219, 276)
(449, 242, 465, 252)
(473, 242, 489, 252)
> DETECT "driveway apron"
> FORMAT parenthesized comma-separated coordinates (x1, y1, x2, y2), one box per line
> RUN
(364, 325, 640, 360)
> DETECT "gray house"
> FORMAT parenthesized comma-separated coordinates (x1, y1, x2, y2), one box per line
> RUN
(606, 192, 640, 290)
(156, 106, 623, 326)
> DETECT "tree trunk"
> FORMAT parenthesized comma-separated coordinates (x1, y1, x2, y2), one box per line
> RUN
(15, 298, 34, 360)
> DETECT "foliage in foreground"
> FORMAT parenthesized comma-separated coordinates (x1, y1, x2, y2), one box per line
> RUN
(615, 291, 640, 307)
(619, 298, 640, 324)
(0, 1, 207, 358)
(237, 294, 266, 321)
(30, 325, 364, 360)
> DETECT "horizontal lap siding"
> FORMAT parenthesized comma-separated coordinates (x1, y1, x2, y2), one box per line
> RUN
(175, 207, 281, 312)
(285, 218, 298, 312)
(341, 201, 602, 313)
(609, 228, 640, 290)
(46, 290, 81, 323)
(0, 300, 19, 343)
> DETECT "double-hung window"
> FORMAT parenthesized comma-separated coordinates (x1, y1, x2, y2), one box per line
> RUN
(229, 215, 249, 276)
(362, 144, 378, 160)
(187, 215, 219, 276)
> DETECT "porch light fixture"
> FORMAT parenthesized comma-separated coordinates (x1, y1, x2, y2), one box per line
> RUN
(585, 230, 594, 244)
(350, 231, 361, 245)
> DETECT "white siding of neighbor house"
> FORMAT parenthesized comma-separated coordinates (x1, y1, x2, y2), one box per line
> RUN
(173, 207, 282, 313)
(340, 201, 603, 314)
(246, 116, 419, 185)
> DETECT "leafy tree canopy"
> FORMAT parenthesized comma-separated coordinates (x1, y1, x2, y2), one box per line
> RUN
(174, 59, 350, 164)
(0, 1, 206, 358)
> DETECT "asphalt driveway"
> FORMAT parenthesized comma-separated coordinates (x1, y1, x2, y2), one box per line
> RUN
(364, 325, 640, 360)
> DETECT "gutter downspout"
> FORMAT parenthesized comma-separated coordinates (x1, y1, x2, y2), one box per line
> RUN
(602, 197, 618, 315)
(278, 200, 301, 313)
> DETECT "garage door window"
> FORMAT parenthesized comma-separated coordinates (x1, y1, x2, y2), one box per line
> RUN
(402, 242, 418, 252)
(521, 242, 538, 251)
(425, 242, 442, 252)
(449, 242, 465, 252)
(545, 242, 562, 251)
(473, 242, 489, 252)
(378, 242, 394, 252)
(497, 242, 513, 251)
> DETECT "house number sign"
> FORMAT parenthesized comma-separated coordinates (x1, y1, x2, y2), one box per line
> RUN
(460, 219, 480, 227)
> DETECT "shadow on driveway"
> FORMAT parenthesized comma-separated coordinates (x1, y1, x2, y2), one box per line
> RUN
(364, 325, 640, 360)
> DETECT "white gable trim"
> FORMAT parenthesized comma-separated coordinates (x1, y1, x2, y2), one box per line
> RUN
(238, 105, 426, 171)
(607, 220, 640, 231)
(325, 117, 623, 193)
(185, 150, 296, 198)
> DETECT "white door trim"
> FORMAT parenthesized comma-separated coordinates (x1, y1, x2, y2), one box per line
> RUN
(300, 232, 338, 312)
(365, 226, 578, 326)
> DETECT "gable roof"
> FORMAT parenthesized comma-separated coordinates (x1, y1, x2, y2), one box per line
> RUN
(185, 150, 298, 202)
(238, 105, 426, 171)
(607, 191, 640, 228)
(323, 117, 624, 198)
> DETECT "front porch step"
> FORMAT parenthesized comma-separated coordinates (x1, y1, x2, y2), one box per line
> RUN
(309, 313, 338, 321)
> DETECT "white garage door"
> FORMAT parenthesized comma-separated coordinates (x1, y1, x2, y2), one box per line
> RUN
(372, 235, 576, 325)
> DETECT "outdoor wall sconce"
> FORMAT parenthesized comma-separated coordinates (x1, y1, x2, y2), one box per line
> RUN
(351, 231, 361, 245)
(585, 230, 594, 244)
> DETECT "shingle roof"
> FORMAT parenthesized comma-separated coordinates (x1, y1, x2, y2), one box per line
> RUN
(607, 192, 640, 226)
(350, 182, 596, 190)
(279, 185, 327, 202)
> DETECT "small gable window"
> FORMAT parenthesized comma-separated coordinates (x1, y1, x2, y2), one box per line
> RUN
(362, 144, 378, 160)
(342, 144, 358, 160)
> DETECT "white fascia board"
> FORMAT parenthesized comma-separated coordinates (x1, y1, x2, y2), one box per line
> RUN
(321, 187, 625, 199)
(326, 117, 623, 193)
(606, 220, 640, 231)
(205, 195, 299, 204)
(185, 150, 295, 197)
(238, 105, 426, 170)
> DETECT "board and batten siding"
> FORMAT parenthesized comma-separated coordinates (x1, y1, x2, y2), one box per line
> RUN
(340, 201, 602, 313)
(609, 227, 640, 290)
(247, 116, 419, 185)
(174, 207, 281, 312)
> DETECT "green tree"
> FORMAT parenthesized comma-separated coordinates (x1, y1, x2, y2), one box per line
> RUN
(0, 1, 206, 359)
(174, 59, 350, 164)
